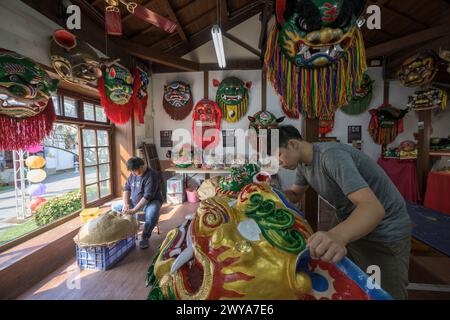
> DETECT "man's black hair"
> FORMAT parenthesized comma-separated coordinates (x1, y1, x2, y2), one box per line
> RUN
(279, 125, 303, 148)
(127, 157, 145, 171)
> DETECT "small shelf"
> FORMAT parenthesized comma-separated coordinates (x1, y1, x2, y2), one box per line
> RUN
(429, 151, 450, 157)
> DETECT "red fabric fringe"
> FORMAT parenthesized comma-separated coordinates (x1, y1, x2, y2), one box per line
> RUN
(0, 100, 56, 151)
(98, 67, 148, 125)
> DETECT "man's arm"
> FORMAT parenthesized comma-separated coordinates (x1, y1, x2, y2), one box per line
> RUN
(283, 184, 309, 204)
(122, 191, 132, 213)
(129, 172, 159, 214)
(308, 187, 385, 263)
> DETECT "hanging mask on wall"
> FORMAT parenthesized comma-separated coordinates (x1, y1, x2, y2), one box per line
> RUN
(0, 49, 59, 151)
(163, 81, 193, 121)
(368, 104, 409, 145)
(407, 87, 448, 111)
(248, 111, 285, 133)
(132, 67, 150, 124)
(341, 73, 374, 115)
(214, 77, 252, 123)
(398, 51, 438, 87)
(439, 49, 450, 75)
(319, 112, 335, 135)
(265, 0, 367, 119)
(192, 99, 222, 149)
(50, 29, 105, 85)
(98, 64, 135, 124)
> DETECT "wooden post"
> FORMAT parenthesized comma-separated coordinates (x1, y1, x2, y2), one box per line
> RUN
(203, 71, 210, 180)
(417, 110, 431, 200)
(261, 66, 267, 112)
(302, 118, 320, 231)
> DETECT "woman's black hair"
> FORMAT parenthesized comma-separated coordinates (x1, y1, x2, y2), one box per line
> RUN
(279, 125, 303, 148)
(127, 157, 145, 171)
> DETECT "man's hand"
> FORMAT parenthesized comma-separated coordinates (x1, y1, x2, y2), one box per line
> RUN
(122, 202, 130, 214)
(307, 231, 348, 264)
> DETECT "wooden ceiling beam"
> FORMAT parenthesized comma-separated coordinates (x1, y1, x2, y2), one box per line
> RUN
(368, 0, 429, 30)
(221, 0, 229, 23)
(152, 59, 262, 73)
(223, 32, 260, 57)
(258, 0, 274, 51)
(366, 24, 450, 59)
(168, 0, 265, 57)
(149, 7, 217, 49)
(114, 38, 200, 71)
(386, 35, 450, 79)
(159, 0, 187, 42)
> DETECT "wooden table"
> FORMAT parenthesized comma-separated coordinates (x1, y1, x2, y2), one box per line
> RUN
(165, 166, 232, 188)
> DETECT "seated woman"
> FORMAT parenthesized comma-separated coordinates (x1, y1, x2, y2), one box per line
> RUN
(112, 157, 163, 249)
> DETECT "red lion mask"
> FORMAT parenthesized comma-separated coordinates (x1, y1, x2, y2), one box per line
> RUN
(192, 99, 222, 149)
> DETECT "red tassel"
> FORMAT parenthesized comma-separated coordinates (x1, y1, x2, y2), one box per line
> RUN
(0, 100, 56, 151)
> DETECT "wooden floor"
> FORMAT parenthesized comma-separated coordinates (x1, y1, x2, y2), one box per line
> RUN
(18, 202, 199, 300)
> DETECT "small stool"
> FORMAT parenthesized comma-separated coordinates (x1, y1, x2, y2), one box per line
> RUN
(136, 211, 161, 235)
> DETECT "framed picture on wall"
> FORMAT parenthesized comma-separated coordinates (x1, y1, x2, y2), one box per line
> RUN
(160, 130, 173, 148)
(348, 126, 362, 143)
(222, 130, 235, 148)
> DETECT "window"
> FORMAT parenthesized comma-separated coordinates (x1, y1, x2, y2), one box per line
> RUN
(81, 128, 112, 205)
(63, 97, 78, 118)
(0, 91, 114, 248)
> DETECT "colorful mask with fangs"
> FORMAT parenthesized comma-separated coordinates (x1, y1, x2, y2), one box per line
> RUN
(398, 51, 438, 88)
(214, 77, 252, 123)
(146, 183, 393, 300)
(265, 0, 367, 119)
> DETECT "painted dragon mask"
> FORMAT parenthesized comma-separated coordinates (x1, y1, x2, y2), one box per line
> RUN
(163, 81, 193, 121)
(98, 65, 149, 125)
(265, 0, 367, 119)
(214, 77, 252, 123)
(407, 87, 448, 112)
(0, 49, 59, 150)
(147, 183, 392, 300)
(216, 164, 260, 198)
(398, 51, 438, 88)
(192, 99, 222, 149)
(341, 73, 374, 115)
(248, 111, 285, 132)
(50, 29, 106, 85)
(368, 105, 408, 145)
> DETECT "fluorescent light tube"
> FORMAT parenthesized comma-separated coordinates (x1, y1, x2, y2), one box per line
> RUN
(211, 24, 226, 68)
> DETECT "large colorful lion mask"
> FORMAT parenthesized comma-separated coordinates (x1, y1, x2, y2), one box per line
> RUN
(98, 64, 149, 124)
(147, 183, 392, 300)
(368, 104, 408, 145)
(192, 99, 222, 149)
(50, 29, 105, 85)
(265, 0, 367, 119)
(163, 81, 193, 121)
(398, 51, 438, 88)
(0, 49, 59, 150)
(214, 77, 252, 123)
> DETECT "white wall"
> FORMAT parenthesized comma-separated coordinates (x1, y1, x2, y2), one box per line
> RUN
(0, 1, 60, 67)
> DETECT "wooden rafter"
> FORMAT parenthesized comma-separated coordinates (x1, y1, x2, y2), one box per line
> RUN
(150, 7, 217, 49)
(223, 32, 260, 57)
(114, 38, 200, 71)
(220, 0, 228, 23)
(258, 0, 274, 51)
(159, 0, 187, 42)
(366, 24, 450, 59)
(167, 0, 265, 57)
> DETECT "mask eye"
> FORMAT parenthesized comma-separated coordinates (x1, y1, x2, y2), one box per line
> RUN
(298, 18, 308, 32)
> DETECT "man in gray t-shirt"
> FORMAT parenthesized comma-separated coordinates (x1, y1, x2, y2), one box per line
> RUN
(277, 125, 411, 300)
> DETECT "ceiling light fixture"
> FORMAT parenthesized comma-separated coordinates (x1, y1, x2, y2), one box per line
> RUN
(211, 0, 226, 69)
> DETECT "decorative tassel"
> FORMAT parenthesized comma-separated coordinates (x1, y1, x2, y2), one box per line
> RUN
(265, 25, 367, 120)
(0, 100, 56, 151)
